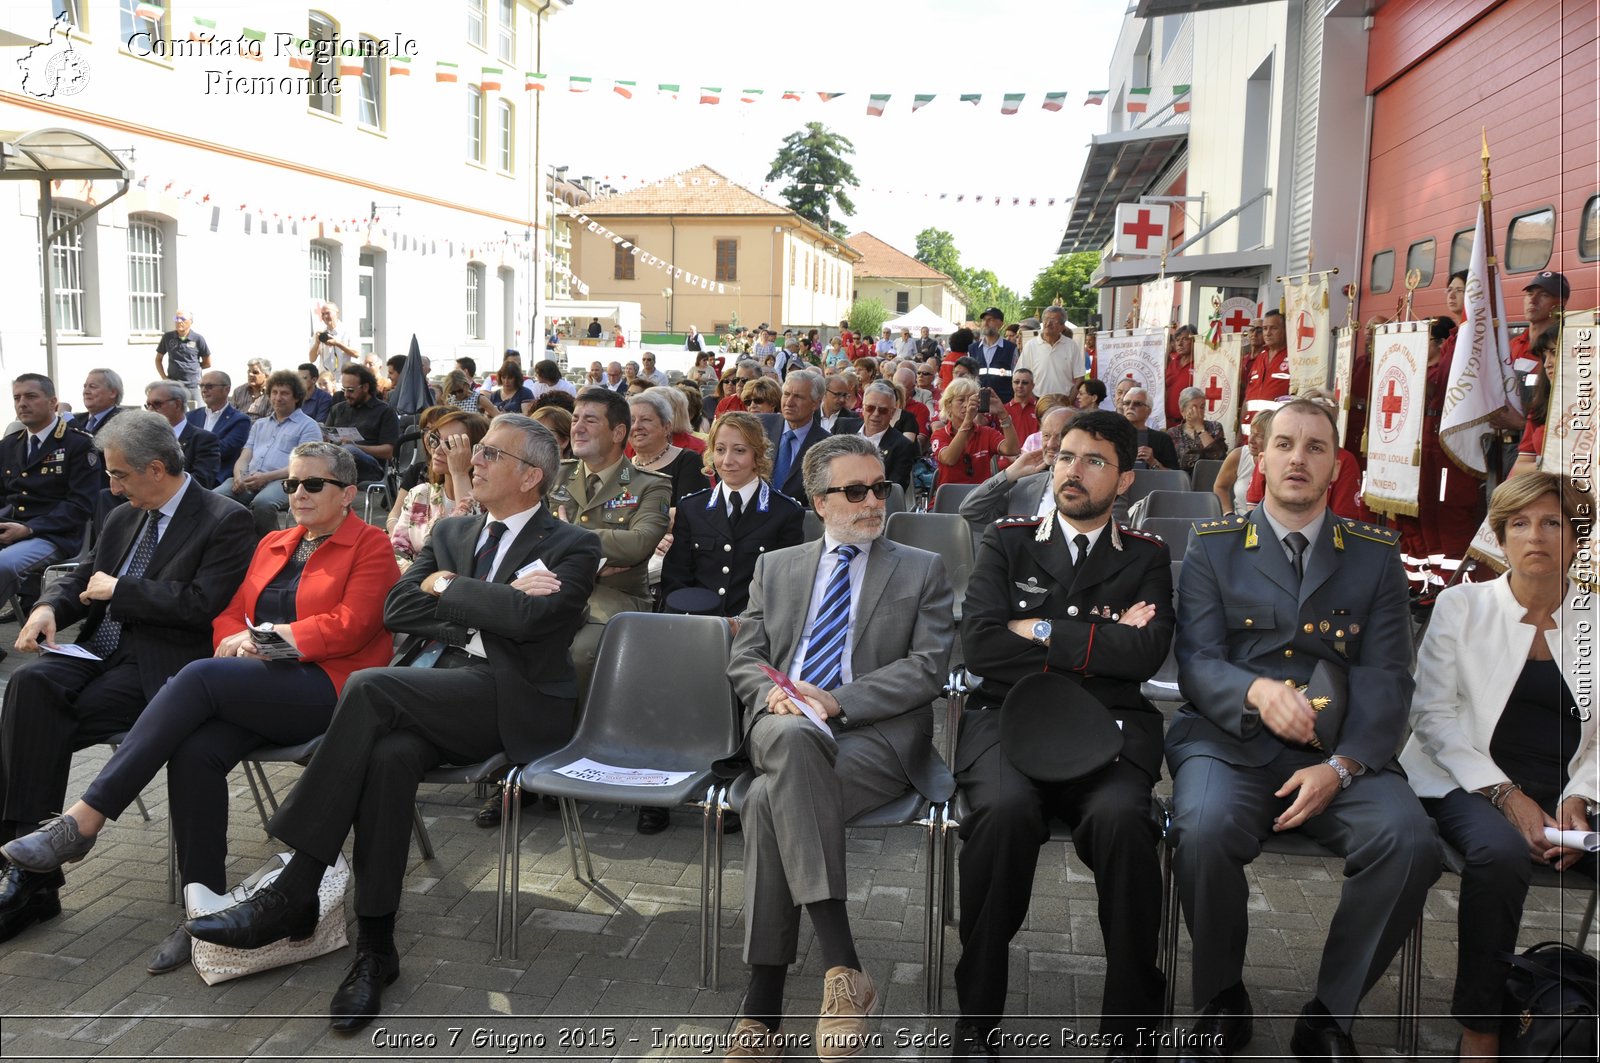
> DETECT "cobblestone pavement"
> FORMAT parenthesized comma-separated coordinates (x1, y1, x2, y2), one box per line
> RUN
(0, 619, 1593, 1062)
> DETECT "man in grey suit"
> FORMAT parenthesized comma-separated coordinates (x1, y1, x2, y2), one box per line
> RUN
(724, 433, 955, 1062)
(1167, 399, 1438, 1062)
(958, 406, 1076, 530)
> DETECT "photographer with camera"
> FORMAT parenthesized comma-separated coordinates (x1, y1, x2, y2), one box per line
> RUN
(308, 302, 358, 377)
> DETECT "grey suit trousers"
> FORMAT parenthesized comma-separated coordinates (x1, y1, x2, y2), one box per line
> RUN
(1170, 748, 1439, 1028)
(742, 713, 908, 966)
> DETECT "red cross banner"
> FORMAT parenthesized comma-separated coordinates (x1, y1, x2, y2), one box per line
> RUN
(1192, 331, 1243, 445)
(1138, 277, 1175, 330)
(1332, 325, 1356, 443)
(1284, 274, 1330, 395)
(1362, 322, 1429, 518)
(1098, 327, 1170, 431)
(1113, 203, 1167, 256)
(1217, 296, 1256, 335)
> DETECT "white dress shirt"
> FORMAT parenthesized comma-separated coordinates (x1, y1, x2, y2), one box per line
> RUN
(464, 503, 541, 657)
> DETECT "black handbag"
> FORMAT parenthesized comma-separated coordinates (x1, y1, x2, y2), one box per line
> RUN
(1500, 940, 1598, 1060)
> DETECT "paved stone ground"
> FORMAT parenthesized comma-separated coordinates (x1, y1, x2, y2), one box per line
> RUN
(0, 617, 1594, 1062)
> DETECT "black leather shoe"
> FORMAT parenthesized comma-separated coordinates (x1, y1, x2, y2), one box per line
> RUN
(1289, 1000, 1361, 1061)
(636, 806, 670, 834)
(184, 885, 317, 949)
(146, 925, 192, 975)
(474, 786, 543, 829)
(1178, 988, 1253, 1060)
(951, 1018, 998, 1060)
(329, 948, 400, 1032)
(723, 811, 742, 835)
(0, 863, 64, 944)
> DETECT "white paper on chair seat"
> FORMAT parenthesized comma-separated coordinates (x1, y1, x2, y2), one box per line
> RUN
(552, 758, 696, 787)
(1543, 827, 1600, 852)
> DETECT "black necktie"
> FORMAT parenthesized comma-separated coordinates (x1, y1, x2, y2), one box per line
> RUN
(27, 435, 41, 463)
(473, 521, 508, 581)
(1073, 533, 1091, 569)
(86, 513, 162, 658)
(729, 490, 744, 524)
(1284, 531, 1309, 582)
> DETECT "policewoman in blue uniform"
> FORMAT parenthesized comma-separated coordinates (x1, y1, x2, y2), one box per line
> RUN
(661, 411, 804, 617)
(0, 375, 100, 610)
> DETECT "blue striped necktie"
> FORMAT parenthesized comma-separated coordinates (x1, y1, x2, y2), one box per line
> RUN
(799, 544, 860, 691)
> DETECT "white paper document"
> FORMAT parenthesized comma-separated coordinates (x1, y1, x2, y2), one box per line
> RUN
(42, 643, 101, 661)
(245, 618, 302, 661)
(552, 758, 695, 787)
(323, 427, 363, 443)
(1543, 827, 1600, 853)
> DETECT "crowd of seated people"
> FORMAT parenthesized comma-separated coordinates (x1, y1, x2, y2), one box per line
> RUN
(0, 326, 1592, 1063)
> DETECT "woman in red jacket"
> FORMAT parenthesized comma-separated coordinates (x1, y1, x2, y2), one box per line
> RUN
(0, 442, 398, 974)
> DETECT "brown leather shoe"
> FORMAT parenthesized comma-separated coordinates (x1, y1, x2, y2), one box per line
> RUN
(723, 1017, 783, 1060)
(816, 965, 876, 1061)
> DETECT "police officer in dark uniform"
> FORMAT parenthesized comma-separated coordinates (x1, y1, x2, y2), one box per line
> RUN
(0, 375, 99, 612)
(660, 411, 804, 616)
(972, 306, 1018, 404)
(953, 410, 1174, 1059)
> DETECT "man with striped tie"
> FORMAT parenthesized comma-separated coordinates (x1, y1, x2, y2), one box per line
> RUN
(724, 433, 956, 1062)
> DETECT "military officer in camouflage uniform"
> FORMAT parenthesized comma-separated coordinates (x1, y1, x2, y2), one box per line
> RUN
(0, 375, 99, 611)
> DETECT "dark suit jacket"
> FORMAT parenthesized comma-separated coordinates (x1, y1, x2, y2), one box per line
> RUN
(961, 514, 1174, 781)
(48, 481, 254, 699)
(824, 414, 863, 436)
(864, 428, 919, 490)
(68, 406, 125, 436)
(177, 421, 221, 489)
(1136, 426, 1180, 472)
(660, 481, 805, 616)
(1169, 509, 1413, 773)
(187, 405, 250, 473)
(972, 339, 1018, 403)
(758, 413, 831, 507)
(384, 507, 601, 762)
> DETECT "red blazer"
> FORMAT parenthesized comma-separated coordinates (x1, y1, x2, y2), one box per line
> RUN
(213, 511, 399, 696)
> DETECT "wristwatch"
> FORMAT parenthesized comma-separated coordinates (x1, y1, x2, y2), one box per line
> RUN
(433, 575, 455, 597)
(1031, 620, 1052, 645)
(1326, 757, 1353, 790)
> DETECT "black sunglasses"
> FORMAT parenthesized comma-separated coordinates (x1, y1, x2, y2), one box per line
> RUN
(281, 477, 350, 493)
(822, 481, 892, 503)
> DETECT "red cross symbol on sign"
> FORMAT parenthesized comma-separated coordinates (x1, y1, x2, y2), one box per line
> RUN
(1204, 376, 1224, 413)
(1381, 378, 1405, 429)
(1295, 310, 1316, 352)
(1223, 309, 1251, 332)
(1120, 208, 1163, 250)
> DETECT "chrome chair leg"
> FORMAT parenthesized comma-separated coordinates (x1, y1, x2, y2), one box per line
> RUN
(494, 764, 515, 962)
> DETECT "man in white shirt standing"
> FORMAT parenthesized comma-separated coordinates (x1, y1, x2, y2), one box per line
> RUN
(1015, 307, 1084, 397)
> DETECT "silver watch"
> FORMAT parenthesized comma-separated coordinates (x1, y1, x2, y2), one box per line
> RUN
(1031, 620, 1052, 645)
(1326, 757, 1353, 790)
(434, 575, 454, 596)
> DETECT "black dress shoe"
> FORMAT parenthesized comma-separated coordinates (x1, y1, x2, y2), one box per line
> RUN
(329, 948, 400, 1032)
(1178, 988, 1253, 1060)
(0, 863, 64, 944)
(636, 806, 670, 834)
(950, 1018, 998, 1060)
(474, 786, 544, 829)
(146, 925, 192, 975)
(184, 885, 317, 949)
(1289, 1001, 1361, 1061)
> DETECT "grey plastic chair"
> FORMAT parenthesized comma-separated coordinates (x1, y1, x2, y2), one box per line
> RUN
(515, 614, 738, 961)
(1138, 490, 1222, 522)
(1125, 469, 1191, 507)
(1189, 458, 1225, 496)
(1136, 517, 1202, 553)
(884, 512, 975, 622)
(931, 482, 980, 515)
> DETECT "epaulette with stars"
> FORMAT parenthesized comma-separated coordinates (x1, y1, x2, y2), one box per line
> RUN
(1337, 517, 1401, 546)
(1192, 514, 1249, 535)
(996, 515, 1044, 530)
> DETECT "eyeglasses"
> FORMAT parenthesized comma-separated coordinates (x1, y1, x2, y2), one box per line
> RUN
(1056, 452, 1113, 471)
(173, 316, 190, 323)
(472, 442, 539, 467)
(281, 477, 350, 493)
(826, 389, 849, 398)
(822, 481, 892, 503)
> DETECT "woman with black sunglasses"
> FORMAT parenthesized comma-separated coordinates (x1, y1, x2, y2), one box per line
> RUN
(0, 442, 399, 977)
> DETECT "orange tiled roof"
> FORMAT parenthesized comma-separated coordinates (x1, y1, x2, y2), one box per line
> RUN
(845, 232, 953, 282)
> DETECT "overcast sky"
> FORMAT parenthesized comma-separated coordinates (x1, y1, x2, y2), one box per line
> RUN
(543, 0, 1129, 294)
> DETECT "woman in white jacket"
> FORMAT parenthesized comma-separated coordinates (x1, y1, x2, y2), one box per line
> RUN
(1399, 471, 1597, 1060)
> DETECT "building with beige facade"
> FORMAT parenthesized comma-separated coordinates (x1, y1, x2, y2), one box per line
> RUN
(845, 232, 966, 324)
(569, 165, 860, 336)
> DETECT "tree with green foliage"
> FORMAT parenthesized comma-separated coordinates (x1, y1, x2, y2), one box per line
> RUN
(963, 268, 1025, 323)
(768, 123, 859, 238)
(913, 226, 1025, 321)
(847, 297, 891, 341)
(1027, 251, 1099, 323)
(914, 228, 964, 282)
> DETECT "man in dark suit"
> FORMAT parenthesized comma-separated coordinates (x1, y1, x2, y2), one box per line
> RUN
(954, 410, 1173, 1059)
(1167, 399, 1438, 1061)
(68, 369, 127, 435)
(145, 381, 220, 489)
(819, 375, 862, 435)
(188, 370, 250, 472)
(186, 415, 598, 1033)
(722, 433, 955, 1059)
(856, 381, 919, 490)
(0, 411, 253, 943)
(972, 307, 1018, 403)
(759, 368, 832, 506)
(1121, 387, 1181, 471)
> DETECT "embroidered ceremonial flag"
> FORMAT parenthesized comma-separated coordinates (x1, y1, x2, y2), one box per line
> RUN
(524, 71, 545, 90)
(240, 28, 265, 60)
(657, 82, 679, 99)
(740, 88, 763, 103)
(1000, 93, 1025, 115)
(1364, 321, 1429, 517)
(1285, 274, 1331, 396)
(479, 66, 503, 91)
(435, 61, 459, 83)
(134, 2, 164, 22)
(866, 94, 890, 117)
(1194, 331, 1244, 443)
(1440, 200, 1519, 474)
(389, 55, 411, 76)
(188, 15, 215, 40)
(699, 87, 721, 104)
(1084, 89, 1108, 106)
(959, 93, 982, 106)
(1041, 92, 1067, 111)
(613, 80, 635, 98)
(1332, 325, 1356, 443)
(1100, 328, 1170, 431)
(288, 38, 312, 71)
(1172, 84, 1192, 113)
(569, 75, 592, 92)
(912, 94, 935, 112)
(1126, 87, 1151, 113)
(781, 89, 802, 101)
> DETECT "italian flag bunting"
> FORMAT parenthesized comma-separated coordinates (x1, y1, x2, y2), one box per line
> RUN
(133, 2, 164, 22)
(525, 71, 545, 91)
(240, 28, 265, 61)
(1172, 84, 1192, 113)
(959, 93, 982, 106)
(781, 89, 802, 101)
(912, 94, 935, 112)
(1084, 89, 1108, 106)
(740, 88, 763, 103)
(817, 91, 844, 102)
(188, 15, 215, 40)
(866, 93, 890, 117)
(480, 66, 503, 91)
(569, 75, 592, 92)
(1000, 93, 1024, 115)
(390, 56, 411, 76)
(1126, 86, 1152, 113)
(341, 55, 365, 77)
(657, 83, 679, 99)
(700, 87, 721, 104)
(435, 61, 459, 83)
(1041, 91, 1067, 111)
(613, 80, 636, 98)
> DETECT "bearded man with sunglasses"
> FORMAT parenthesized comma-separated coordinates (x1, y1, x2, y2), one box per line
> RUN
(721, 433, 955, 1061)
(184, 416, 599, 1032)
